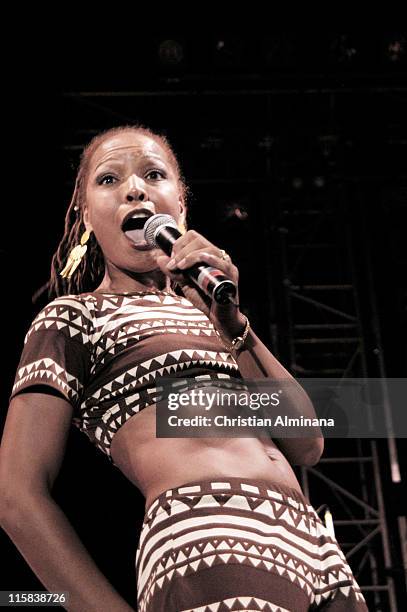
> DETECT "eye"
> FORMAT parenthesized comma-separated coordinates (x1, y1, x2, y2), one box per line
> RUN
(97, 174, 118, 185)
(145, 169, 166, 180)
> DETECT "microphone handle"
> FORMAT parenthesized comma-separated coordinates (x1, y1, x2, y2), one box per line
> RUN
(155, 226, 237, 305)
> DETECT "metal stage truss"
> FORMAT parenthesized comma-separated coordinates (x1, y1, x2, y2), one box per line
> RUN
(268, 185, 401, 610)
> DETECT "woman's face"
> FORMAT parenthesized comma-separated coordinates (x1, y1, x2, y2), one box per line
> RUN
(84, 130, 185, 273)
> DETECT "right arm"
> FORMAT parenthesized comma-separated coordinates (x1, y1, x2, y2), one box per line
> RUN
(0, 392, 134, 612)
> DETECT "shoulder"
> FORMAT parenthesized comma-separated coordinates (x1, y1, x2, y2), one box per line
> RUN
(34, 293, 95, 317)
(12, 295, 97, 405)
(26, 294, 97, 344)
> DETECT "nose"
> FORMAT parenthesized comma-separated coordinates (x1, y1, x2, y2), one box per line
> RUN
(125, 176, 147, 202)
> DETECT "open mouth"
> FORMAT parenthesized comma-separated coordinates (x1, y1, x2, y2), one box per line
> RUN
(122, 213, 154, 248)
(122, 215, 149, 233)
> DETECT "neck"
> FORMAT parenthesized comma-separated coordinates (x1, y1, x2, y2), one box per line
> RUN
(96, 268, 172, 294)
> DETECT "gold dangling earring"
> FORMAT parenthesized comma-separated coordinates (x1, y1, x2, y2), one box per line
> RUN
(60, 230, 91, 279)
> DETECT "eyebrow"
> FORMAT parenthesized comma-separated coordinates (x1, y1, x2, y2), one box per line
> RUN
(94, 153, 167, 173)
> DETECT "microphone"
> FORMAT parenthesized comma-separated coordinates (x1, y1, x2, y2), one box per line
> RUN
(144, 214, 237, 305)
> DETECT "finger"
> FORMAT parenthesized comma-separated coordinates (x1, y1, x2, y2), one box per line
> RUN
(170, 250, 238, 281)
(168, 244, 230, 269)
(170, 231, 213, 258)
(166, 239, 213, 269)
(154, 253, 183, 280)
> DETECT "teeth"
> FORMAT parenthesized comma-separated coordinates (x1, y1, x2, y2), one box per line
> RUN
(123, 214, 150, 232)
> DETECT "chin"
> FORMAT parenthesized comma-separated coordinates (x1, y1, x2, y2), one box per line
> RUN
(127, 255, 160, 274)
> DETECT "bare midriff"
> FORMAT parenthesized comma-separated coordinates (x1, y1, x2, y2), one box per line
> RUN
(110, 403, 302, 509)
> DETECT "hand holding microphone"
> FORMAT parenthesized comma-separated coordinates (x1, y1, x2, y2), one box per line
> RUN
(143, 214, 238, 305)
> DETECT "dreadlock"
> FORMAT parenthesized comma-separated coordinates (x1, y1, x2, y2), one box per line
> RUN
(42, 125, 188, 302)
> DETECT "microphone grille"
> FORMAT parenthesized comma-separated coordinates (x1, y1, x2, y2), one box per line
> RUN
(144, 214, 178, 247)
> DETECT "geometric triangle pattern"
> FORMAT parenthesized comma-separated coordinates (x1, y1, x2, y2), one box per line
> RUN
(10, 291, 241, 460)
(180, 597, 290, 611)
(136, 479, 367, 612)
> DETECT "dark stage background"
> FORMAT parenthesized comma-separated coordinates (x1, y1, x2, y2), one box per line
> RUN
(1, 33, 406, 610)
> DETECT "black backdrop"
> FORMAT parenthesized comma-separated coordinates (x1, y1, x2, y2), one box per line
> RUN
(1, 33, 406, 610)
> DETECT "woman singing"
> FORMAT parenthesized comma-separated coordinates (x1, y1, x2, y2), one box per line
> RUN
(0, 126, 367, 611)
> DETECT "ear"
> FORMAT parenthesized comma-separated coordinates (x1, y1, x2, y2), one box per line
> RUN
(178, 195, 186, 225)
(83, 205, 93, 233)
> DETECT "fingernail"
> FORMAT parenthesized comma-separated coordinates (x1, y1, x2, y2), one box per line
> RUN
(167, 258, 177, 269)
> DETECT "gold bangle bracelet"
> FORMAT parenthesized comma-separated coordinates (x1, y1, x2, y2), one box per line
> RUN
(216, 315, 250, 353)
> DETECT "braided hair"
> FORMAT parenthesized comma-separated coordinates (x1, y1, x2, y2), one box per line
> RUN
(43, 125, 188, 301)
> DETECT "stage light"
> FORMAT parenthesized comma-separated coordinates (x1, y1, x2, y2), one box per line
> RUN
(313, 176, 325, 189)
(222, 203, 249, 222)
(386, 37, 405, 62)
(292, 177, 304, 190)
(258, 135, 275, 151)
(213, 37, 245, 68)
(233, 207, 249, 221)
(157, 40, 184, 66)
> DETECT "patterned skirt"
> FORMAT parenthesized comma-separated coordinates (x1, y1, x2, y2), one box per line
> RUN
(136, 478, 367, 611)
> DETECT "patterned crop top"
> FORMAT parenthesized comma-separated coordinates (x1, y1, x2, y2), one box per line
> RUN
(11, 291, 241, 461)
